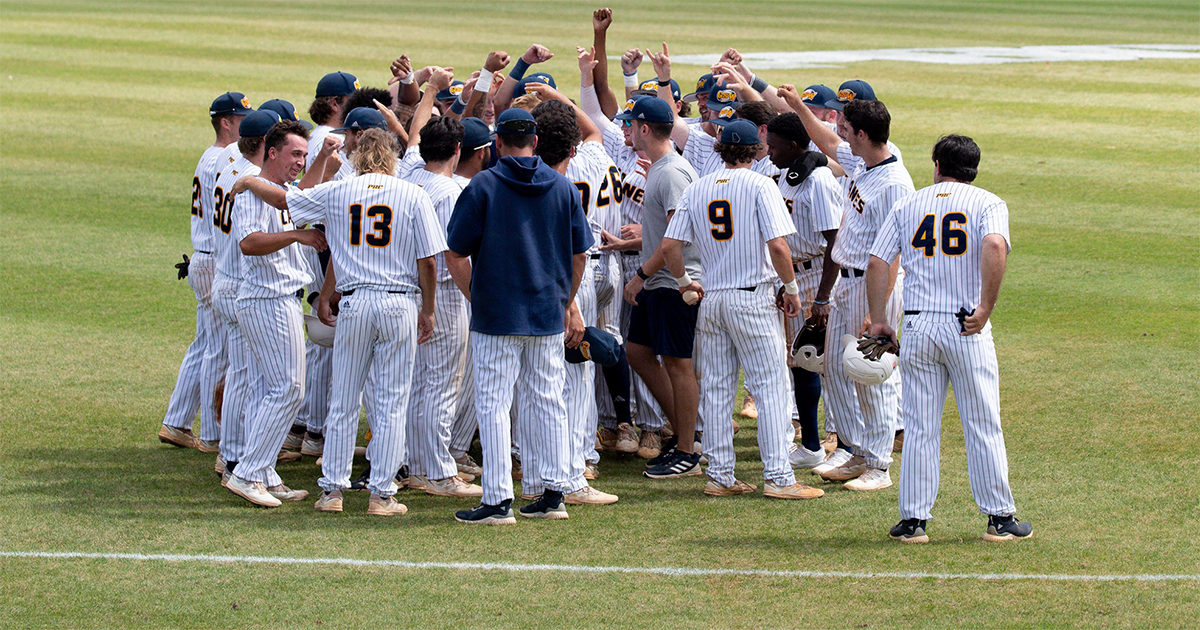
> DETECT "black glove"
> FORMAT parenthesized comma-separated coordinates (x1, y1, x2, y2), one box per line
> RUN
(784, 151, 828, 187)
(956, 308, 975, 333)
(175, 254, 190, 280)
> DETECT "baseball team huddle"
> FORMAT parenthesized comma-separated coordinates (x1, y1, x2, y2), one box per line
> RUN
(157, 9, 1031, 542)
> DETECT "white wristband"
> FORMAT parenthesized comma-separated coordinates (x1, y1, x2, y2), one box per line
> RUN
(675, 272, 693, 289)
(784, 280, 800, 295)
(400, 73, 415, 85)
(475, 68, 494, 92)
(623, 73, 639, 87)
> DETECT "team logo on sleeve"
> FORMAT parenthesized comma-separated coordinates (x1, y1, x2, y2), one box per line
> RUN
(450, 84, 464, 97)
(837, 88, 857, 103)
(716, 89, 737, 103)
(240, 97, 251, 108)
(801, 88, 818, 102)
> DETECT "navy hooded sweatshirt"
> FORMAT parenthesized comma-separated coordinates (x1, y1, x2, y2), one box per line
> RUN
(446, 155, 593, 336)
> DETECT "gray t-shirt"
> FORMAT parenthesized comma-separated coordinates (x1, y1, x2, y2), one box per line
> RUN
(642, 152, 702, 291)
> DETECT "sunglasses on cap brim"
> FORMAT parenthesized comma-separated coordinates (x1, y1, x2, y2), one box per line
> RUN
(497, 118, 536, 133)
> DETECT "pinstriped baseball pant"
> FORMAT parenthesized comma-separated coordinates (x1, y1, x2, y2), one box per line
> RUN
(473, 331, 581, 506)
(696, 285, 797, 488)
(448, 304, 477, 458)
(163, 253, 221, 441)
(318, 290, 417, 497)
(297, 342, 332, 434)
(406, 283, 469, 481)
(898, 314, 1015, 520)
(597, 254, 666, 434)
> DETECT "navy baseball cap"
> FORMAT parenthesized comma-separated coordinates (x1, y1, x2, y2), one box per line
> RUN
(316, 71, 359, 97)
(612, 95, 649, 121)
(801, 84, 837, 109)
(495, 108, 536, 135)
(210, 91, 253, 117)
(708, 83, 742, 108)
(828, 79, 876, 111)
(461, 117, 495, 151)
(565, 327, 621, 367)
(625, 97, 675, 124)
(258, 99, 314, 130)
(436, 81, 466, 101)
(239, 109, 282, 137)
(683, 73, 716, 103)
(334, 107, 387, 132)
(513, 72, 556, 97)
(720, 119, 760, 146)
(633, 78, 681, 101)
(708, 104, 740, 127)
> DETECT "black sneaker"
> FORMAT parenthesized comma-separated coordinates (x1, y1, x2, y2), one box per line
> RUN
(455, 500, 516, 525)
(349, 466, 370, 491)
(395, 464, 410, 489)
(889, 518, 929, 543)
(645, 436, 679, 467)
(643, 450, 702, 479)
(984, 515, 1032, 542)
(519, 490, 568, 520)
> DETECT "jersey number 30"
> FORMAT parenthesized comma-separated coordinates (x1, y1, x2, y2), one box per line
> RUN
(708, 200, 733, 241)
(911, 212, 967, 256)
(348, 203, 393, 247)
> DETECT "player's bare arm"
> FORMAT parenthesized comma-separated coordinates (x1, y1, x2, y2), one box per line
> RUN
(445, 249, 472, 300)
(495, 44, 553, 114)
(646, 42, 690, 148)
(809, 228, 840, 326)
(416, 255, 437, 344)
(620, 48, 644, 102)
(524, 79, 602, 144)
(233, 175, 286, 209)
(591, 7, 620, 118)
(373, 98, 410, 146)
(962, 233, 1008, 335)
(767, 236, 802, 318)
(565, 252, 587, 347)
(239, 228, 327, 256)
(864, 253, 896, 344)
(462, 51, 509, 122)
(660, 236, 703, 300)
(409, 67, 454, 149)
(298, 136, 342, 189)
(712, 62, 763, 104)
(391, 54, 421, 106)
(316, 263, 339, 326)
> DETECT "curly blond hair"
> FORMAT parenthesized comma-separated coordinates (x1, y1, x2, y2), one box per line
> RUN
(511, 93, 541, 112)
(352, 128, 400, 175)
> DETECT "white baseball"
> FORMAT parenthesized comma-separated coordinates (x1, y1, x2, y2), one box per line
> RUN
(683, 290, 699, 305)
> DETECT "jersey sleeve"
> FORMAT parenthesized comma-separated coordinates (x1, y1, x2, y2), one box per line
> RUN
(978, 198, 1011, 253)
(874, 182, 914, 231)
(836, 141, 864, 178)
(869, 199, 904, 263)
(807, 168, 844, 233)
(234, 195, 270, 243)
(399, 146, 425, 178)
(662, 188, 694, 245)
(755, 179, 797, 242)
(445, 181, 486, 256)
(681, 124, 716, 173)
(412, 193, 448, 259)
(662, 164, 694, 214)
(286, 180, 334, 226)
(601, 124, 625, 164)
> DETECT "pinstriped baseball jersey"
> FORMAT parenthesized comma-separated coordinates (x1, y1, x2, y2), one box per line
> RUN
(398, 146, 426, 180)
(779, 166, 844, 259)
(212, 156, 260, 280)
(234, 180, 313, 299)
(567, 141, 622, 255)
(190, 146, 223, 253)
(286, 172, 446, 293)
(333, 151, 402, 181)
(831, 159, 914, 271)
(663, 167, 796, 290)
(870, 181, 1010, 313)
(306, 125, 344, 169)
(601, 123, 627, 167)
(682, 122, 720, 176)
(751, 156, 780, 180)
(835, 140, 904, 180)
(451, 173, 471, 188)
(402, 168, 463, 284)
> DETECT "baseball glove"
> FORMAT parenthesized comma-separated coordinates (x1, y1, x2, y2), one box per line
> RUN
(175, 254, 190, 280)
(856, 334, 899, 361)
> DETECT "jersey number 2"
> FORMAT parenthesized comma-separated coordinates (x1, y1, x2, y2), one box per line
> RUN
(349, 203, 393, 247)
(911, 212, 967, 256)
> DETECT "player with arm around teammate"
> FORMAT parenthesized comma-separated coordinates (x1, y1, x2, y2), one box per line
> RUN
(660, 120, 823, 500)
(866, 134, 1031, 543)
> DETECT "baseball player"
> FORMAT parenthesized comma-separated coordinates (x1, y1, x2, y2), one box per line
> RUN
(446, 108, 593, 525)
(223, 120, 326, 508)
(158, 91, 251, 452)
(660, 119, 822, 500)
(866, 134, 1031, 543)
(306, 71, 359, 169)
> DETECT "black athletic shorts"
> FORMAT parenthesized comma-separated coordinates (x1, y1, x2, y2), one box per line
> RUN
(627, 287, 699, 358)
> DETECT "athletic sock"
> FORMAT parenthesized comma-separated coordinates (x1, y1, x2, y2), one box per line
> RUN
(790, 367, 822, 452)
(601, 346, 632, 425)
(836, 435, 852, 453)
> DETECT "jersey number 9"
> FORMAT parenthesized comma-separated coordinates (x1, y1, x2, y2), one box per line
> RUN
(911, 212, 967, 257)
(708, 199, 733, 241)
(349, 203, 393, 247)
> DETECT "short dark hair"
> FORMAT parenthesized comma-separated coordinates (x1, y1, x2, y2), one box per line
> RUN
(307, 95, 345, 126)
(341, 87, 392, 125)
(932, 134, 980, 182)
(264, 120, 311, 156)
(237, 135, 264, 157)
(419, 116, 465, 163)
(766, 112, 810, 148)
(842, 99, 890, 145)
(713, 141, 758, 166)
(638, 120, 673, 141)
(211, 113, 236, 133)
(531, 100, 580, 166)
(496, 132, 535, 150)
(678, 101, 693, 118)
(735, 101, 777, 127)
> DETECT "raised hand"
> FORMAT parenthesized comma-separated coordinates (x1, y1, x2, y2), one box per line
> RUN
(428, 67, 455, 91)
(578, 46, 599, 74)
(646, 41, 671, 80)
(485, 50, 511, 73)
(621, 48, 644, 75)
(522, 44, 554, 65)
(593, 7, 612, 31)
(388, 54, 413, 85)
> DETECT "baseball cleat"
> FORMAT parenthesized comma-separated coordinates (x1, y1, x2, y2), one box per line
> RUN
(367, 494, 408, 516)
(281, 430, 303, 452)
(788, 443, 826, 469)
(763, 481, 825, 500)
(520, 492, 542, 501)
(645, 436, 678, 466)
(519, 491, 569, 519)
(704, 478, 757, 497)
(425, 476, 483, 498)
(454, 453, 482, 477)
(157, 425, 197, 449)
(267, 484, 309, 502)
(349, 468, 370, 491)
(456, 471, 476, 483)
(739, 395, 757, 420)
(636, 430, 662, 459)
(220, 471, 231, 488)
(844, 467, 892, 491)
(565, 485, 618, 505)
(406, 474, 429, 491)
(196, 439, 219, 454)
(596, 427, 618, 451)
(226, 476, 282, 508)
(276, 450, 302, 464)
(214, 456, 226, 477)
(820, 453, 867, 481)
(821, 432, 838, 454)
(300, 434, 324, 457)
(643, 450, 702, 479)
(314, 490, 343, 513)
(615, 423, 639, 453)
(456, 501, 516, 525)
(890, 518, 929, 543)
(584, 463, 600, 480)
(984, 515, 1033, 542)
(812, 448, 851, 476)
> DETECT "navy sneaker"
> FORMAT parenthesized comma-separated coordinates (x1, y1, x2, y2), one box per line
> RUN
(985, 515, 1033, 542)
(889, 518, 930, 543)
(645, 436, 678, 467)
(519, 490, 568, 520)
(455, 500, 516, 525)
(349, 467, 370, 492)
(643, 450, 703, 479)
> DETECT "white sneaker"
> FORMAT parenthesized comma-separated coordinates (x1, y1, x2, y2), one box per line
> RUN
(454, 453, 482, 477)
(226, 476, 282, 507)
(267, 484, 310, 502)
(564, 485, 619, 505)
(425, 476, 483, 498)
(281, 432, 303, 451)
(788, 443, 826, 469)
(812, 448, 851, 476)
(844, 467, 893, 492)
(406, 474, 428, 490)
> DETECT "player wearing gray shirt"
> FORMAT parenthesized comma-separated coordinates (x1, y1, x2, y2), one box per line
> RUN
(640, 152, 701, 291)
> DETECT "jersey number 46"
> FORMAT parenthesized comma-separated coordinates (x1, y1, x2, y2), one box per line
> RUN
(911, 212, 967, 257)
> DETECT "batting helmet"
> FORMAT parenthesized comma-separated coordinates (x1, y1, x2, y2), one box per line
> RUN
(840, 334, 897, 386)
(791, 321, 827, 373)
(303, 313, 335, 348)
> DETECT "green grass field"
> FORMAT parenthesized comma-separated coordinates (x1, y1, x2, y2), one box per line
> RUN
(2, 0, 1198, 627)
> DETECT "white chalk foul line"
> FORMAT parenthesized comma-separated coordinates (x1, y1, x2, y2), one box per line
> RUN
(670, 44, 1200, 69)
(2, 551, 1197, 583)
